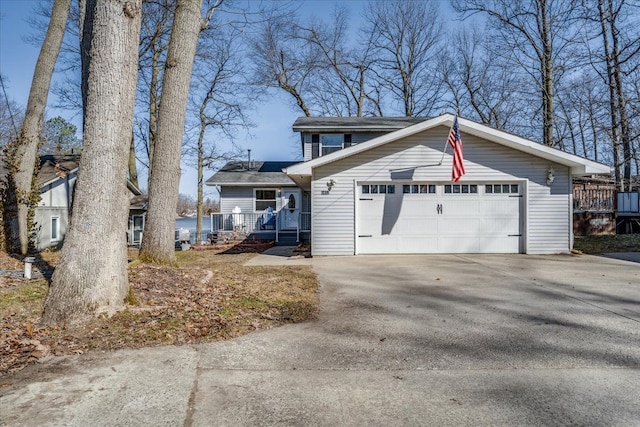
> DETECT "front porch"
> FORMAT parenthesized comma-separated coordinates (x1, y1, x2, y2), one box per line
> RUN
(209, 211, 311, 245)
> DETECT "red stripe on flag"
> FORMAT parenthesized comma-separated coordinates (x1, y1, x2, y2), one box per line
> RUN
(448, 117, 465, 183)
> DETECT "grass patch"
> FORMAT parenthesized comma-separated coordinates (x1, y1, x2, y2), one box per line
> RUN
(1, 248, 319, 374)
(574, 234, 640, 254)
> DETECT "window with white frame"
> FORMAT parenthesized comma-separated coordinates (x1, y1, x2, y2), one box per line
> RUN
(51, 216, 60, 241)
(254, 189, 277, 211)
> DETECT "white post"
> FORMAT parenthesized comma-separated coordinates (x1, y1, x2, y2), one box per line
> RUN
(24, 256, 35, 280)
(275, 212, 279, 243)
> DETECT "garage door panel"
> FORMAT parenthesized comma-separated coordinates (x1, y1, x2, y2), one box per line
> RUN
(357, 183, 522, 254)
(438, 236, 481, 253)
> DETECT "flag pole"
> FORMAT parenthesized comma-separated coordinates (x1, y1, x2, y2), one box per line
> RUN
(439, 115, 456, 165)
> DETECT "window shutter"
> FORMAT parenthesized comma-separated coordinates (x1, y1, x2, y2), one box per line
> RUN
(344, 134, 352, 148)
(311, 134, 319, 158)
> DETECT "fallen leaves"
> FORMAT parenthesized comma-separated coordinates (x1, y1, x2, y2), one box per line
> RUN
(1, 249, 318, 375)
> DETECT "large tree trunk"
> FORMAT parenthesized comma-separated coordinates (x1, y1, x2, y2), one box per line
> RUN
(140, 0, 203, 264)
(42, 0, 142, 326)
(5, 0, 70, 255)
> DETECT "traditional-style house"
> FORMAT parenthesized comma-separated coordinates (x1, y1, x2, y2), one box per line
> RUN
(206, 114, 611, 255)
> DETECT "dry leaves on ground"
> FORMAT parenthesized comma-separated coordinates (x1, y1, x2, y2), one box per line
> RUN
(1, 248, 318, 375)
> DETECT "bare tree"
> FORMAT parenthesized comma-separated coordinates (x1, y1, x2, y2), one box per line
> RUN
(441, 27, 518, 130)
(187, 29, 246, 240)
(136, 0, 174, 189)
(140, 0, 214, 264)
(364, 0, 444, 117)
(593, 0, 639, 190)
(42, 0, 142, 325)
(0, 81, 23, 147)
(251, 17, 316, 117)
(453, 0, 580, 146)
(4, 0, 70, 255)
(297, 8, 379, 117)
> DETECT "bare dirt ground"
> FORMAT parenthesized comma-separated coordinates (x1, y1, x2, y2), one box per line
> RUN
(0, 245, 318, 377)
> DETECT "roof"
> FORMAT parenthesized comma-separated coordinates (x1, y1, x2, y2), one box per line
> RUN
(0, 154, 81, 187)
(292, 117, 427, 133)
(130, 194, 148, 209)
(0, 154, 143, 195)
(206, 161, 301, 187)
(286, 114, 611, 177)
(37, 154, 81, 186)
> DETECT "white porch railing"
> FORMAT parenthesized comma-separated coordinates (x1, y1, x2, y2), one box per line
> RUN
(209, 211, 312, 242)
(209, 212, 277, 234)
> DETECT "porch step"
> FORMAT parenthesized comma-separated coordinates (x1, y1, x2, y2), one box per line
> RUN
(276, 232, 299, 246)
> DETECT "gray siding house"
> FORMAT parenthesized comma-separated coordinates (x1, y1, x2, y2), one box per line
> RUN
(206, 114, 610, 255)
(1, 155, 145, 250)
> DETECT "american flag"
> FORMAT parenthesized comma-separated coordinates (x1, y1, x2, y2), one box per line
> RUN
(448, 116, 465, 183)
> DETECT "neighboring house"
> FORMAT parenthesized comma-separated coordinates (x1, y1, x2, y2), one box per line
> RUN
(206, 114, 611, 256)
(1, 155, 145, 251)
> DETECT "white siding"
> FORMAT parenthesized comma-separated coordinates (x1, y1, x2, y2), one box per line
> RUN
(312, 125, 571, 256)
(33, 207, 69, 250)
(39, 173, 76, 207)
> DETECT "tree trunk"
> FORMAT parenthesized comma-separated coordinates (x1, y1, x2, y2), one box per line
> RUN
(42, 0, 142, 326)
(5, 0, 70, 255)
(598, 0, 622, 190)
(128, 131, 139, 188)
(196, 125, 204, 242)
(147, 47, 162, 188)
(537, 0, 554, 147)
(608, 0, 632, 190)
(140, 0, 203, 264)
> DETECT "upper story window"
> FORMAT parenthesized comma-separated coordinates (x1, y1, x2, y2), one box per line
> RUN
(311, 134, 352, 158)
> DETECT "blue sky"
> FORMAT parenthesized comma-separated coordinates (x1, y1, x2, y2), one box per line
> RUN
(0, 0, 409, 198)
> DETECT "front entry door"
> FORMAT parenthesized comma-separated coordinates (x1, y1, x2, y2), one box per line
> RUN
(281, 189, 300, 230)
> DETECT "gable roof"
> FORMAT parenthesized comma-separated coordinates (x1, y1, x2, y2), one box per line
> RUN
(206, 161, 300, 187)
(286, 114, 611, 176)
(0, 154, 143, 195)
(292, 117, 427, 133)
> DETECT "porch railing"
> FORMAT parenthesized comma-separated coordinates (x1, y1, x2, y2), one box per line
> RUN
(209, 211, 312, 240)
(209, 211, 277, 234)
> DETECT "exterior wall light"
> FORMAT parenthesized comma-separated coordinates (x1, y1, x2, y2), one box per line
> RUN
(547, 167, 555, 186)
(326, 179, 336, 191)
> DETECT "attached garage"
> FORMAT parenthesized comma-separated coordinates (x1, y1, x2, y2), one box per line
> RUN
(357, 182, 522, 254)
(285, 114, 610, 256)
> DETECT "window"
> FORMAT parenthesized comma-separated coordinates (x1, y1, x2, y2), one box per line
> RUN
(321, 134, 344, 155)
(255, 189, 276, 211)
(313, 134, 353, 156)
(51, 216, 60, 241)
(445, 184, 478, 194)
(485, 184, 519, 195)
(362, 184, 395, 194)
(403, 184, 436, 194)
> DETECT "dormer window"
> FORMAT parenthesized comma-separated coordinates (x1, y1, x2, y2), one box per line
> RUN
(311, 134, 353, 158)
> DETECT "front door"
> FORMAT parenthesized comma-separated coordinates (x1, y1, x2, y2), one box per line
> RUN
(281, 189, 300, 230)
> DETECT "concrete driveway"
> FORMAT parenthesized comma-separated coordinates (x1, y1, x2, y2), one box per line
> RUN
(2, 254, 639, 426)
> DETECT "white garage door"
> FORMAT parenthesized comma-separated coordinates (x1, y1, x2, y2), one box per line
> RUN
(357, 183, 522, 254)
